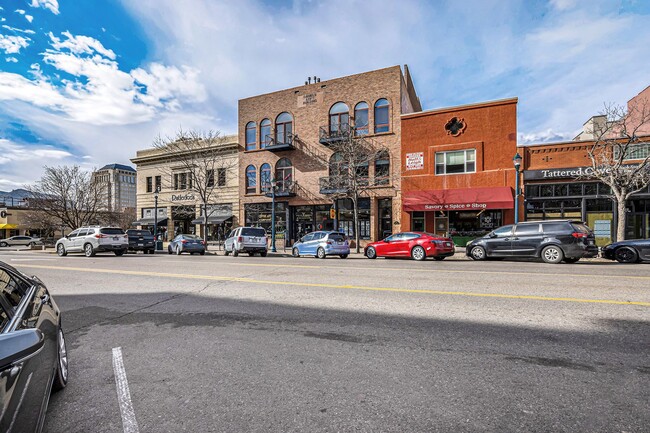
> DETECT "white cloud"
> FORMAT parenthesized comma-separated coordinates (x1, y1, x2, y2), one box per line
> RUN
(518, 129, 574, 145)
(48, 31, 116, 60)
(549, 0, 577, 11)
(15, 9, 25, 15)
(0, 34, 30, 54)
(0, 138, 74, 190)
(0, 138, 71, 164)
(2, 25, 36, 35)
(5, 57, 18, 63)
(30, 0, 59, 15)
(25, 15, 33, 23)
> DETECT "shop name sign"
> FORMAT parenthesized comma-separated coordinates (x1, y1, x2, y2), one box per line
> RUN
(424, 203, 488, 210)
(171, 193, 195, 202)
(405, 152, 424, 170)
(524, 166, 596, 180)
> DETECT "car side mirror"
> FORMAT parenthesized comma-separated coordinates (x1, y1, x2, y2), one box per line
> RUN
(0, 329, 44, 369)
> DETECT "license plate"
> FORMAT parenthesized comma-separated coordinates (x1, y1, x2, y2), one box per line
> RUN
(138, 243, 143, 246)
(337, 242, 343, 245)
(113, 237, 119, 241)
(588, 240, 594, 245)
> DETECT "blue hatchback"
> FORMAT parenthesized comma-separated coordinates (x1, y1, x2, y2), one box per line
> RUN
(292, 231, 350, 259)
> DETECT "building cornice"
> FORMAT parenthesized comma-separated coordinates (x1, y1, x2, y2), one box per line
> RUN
(401, 97, 518, 120)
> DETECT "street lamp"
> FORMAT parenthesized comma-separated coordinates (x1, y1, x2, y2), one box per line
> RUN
(153, 186, 160, 252)
(513, 152, 522, 224)
(270, 178, 277, 252)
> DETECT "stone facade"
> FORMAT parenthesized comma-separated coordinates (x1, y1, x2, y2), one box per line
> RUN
(238, 65, 421, 247)
(93, 163, 137, 212)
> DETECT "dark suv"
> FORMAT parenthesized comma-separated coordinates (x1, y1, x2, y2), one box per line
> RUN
(466, 220, 598, 264)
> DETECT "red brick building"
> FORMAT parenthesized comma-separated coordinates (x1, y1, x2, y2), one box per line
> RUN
(400, 98, 519, 244)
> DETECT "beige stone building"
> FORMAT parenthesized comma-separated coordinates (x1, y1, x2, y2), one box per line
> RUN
(238, 65, 421, 247)
(131, 135, 240, 241)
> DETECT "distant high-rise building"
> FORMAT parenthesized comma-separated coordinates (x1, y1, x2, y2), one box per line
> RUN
(93, 164, 137, 212)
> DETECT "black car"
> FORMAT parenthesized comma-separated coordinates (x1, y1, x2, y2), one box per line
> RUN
(601, 239, 650, 263)
(126, 229, 155, 254)
(0, 261, 67, 432)
(466, 220, 599, 264)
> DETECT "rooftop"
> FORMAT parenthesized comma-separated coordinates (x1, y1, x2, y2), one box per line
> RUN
(98, 163, 136, 172)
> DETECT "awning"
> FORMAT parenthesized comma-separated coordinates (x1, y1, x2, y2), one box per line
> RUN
(0, 224, 19, 229)
(132, 218, 168, 226)
(191, 213, 233, 225)
(403, 187, 514, 212)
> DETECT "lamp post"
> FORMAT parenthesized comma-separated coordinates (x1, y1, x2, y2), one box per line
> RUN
(153, 186, 160, 251)
(513, 152, 522, 224)
(270, 178, 277, 252)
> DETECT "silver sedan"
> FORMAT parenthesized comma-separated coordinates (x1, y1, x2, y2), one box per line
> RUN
(0, 236, 42, 247)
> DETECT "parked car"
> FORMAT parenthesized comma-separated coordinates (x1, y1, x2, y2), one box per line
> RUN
(601, 239, 650, 263)
(167, 234, 206, 255)
(55, 226, 128, 257)
(466, 220, 598, 264)
(224, 227, 268, 257)
(365, 232, 455, 261)
(0, 261, 68, 432)
(292, 231, 350, 259)
(0, 236, 42, 247)
(126, 229, 155, 254)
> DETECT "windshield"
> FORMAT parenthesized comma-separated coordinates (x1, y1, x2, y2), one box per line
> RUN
(328, 233, 346, 242)
(182, 235, 201, 240)
(571, 223, 592, 234)
(242, 228, 266, 237)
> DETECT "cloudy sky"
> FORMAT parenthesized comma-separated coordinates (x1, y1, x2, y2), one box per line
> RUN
(0, 0, 649, 191)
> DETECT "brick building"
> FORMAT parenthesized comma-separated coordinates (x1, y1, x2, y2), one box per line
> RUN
(400, 98, 519, 245)
(238, 65, 421, 247)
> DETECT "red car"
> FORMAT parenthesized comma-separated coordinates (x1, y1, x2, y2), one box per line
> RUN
(364, 232, 455, 261)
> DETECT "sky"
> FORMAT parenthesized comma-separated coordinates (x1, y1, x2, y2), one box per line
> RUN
(0, 0, 649, 191)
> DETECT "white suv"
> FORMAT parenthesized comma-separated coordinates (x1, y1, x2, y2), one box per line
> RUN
(224, 227, 268, 257)
(56, 226, 128, 257)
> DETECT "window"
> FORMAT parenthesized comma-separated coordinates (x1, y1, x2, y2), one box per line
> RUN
(1, 268, 28, 317)
(412, 211, 425, 231)
(329, 102, 349, 135)
(260, 119, 271, 148)
(146, 177, 152, 193)
(180, 173, 187, 190)
(275, 112, 293, 145)
(155, 176, 161, 192)
(217, 168, 227, 187)
(435, 149, 476, 175)
(514, 224, 540, 235)
(354, 102, 369, 135)
(337, 198, 370, 239)
(375, 150, 390, 185)
(260, 163, 271, 193)
(615, 142, 650, 161)
(492, 225, 513, 237)
(402, 233, 421, 240)
(541, 222, 570, 233)
(355, 161, 369, 185)
(374, 98, 390, 133)
(245, 121, 257, 151)
(207, 169, 215, 188)
(246, 165, 257, 194)
(275, 158, 292, 190)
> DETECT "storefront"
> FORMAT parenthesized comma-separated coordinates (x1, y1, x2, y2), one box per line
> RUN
(244, 202, 289, 244)
(190, 204, 234, 242)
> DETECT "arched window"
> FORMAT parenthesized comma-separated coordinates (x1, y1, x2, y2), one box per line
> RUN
(245, 122, 256, 151)
(329, 102, 349, 135)
(329, 152, 346, 178)
(275, 112, 293, 146)
(260, 118, 271, 149)
(354, 102, 369, 136)
(245, 165, 257, 194)
(375, 150, 390, 185)
(374, 98, 390, 133)
(260, 163, 271, 193)
(275, 158, 292, 191)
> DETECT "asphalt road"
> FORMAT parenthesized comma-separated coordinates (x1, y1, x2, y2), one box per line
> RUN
(1, 249, 648, 433)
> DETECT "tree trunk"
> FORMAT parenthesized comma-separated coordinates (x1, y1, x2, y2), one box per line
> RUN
(352, 194, 360, 254)
(616, 198, 627, 242)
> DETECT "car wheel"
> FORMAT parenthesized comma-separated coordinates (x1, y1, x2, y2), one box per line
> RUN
(292, 248, 300, 258)
(114, 250, 124, 256)
(317, 247, 326, 259)
(168, 247, 172, 255)
(259, 251, 267, 257)
(52, 327, 68, 392)
(563, 257, 580, 264)
(57, 244, 67, 257)
(190, 252, 195, 255)
(176, 246, 182, 255)
(224, 249, 230, 256)
(233, 250, 239, 257)
(0, 241, 7, 247)
(84, 243, 95, 257)
(339, 254, 348, 259)
(149, 249, 155, 255)
(411, 245, 426, 261)
(248, 252, 255, 257)
(433, 256, 445, 261)
(470, 246, 486, 261)
(615, 247, 638, 264)
(366, 246, 377, 259)
(200, 251, 205, 256)
(541, 245, 564, 264)
(28, 242, 35, 247)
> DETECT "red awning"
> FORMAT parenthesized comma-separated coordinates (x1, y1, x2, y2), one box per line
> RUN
(403, 187, 514, 212)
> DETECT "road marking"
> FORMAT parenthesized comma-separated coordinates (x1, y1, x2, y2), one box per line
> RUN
(9, 258, 57, 262)
(112, 347, 139, 433)
(15, 264, 650, 307)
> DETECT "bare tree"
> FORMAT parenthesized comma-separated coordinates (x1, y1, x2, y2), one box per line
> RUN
(102, 207, 137, 230)
(153, 129, 238, 243)
(26, 165, 105, 230)
(321, 129, 394, 253)
(584, 102, 650, 241)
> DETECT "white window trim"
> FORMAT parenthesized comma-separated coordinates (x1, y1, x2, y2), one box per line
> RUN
(435, 149, 476, 176)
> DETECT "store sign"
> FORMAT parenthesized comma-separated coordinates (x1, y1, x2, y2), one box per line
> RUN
(524, 166, 596, 180)
(142, 208, 167, 219)
(297, 92, 323, 108)
(405, 152, 424, 170)
(171, 193, 195, 202)
(424, 203, 488, 211)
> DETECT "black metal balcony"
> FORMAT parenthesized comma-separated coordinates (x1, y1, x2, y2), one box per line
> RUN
(264, 133, 295, 152)
(263, 180, 298, 197)
(318, 123, 351, 146)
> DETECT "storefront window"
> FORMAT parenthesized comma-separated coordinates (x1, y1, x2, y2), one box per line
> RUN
(245, 202, 287, 234)
(412, 211, 425, 232)
(568, 183, 583, 196)
(337, 198, 370, 239)
(378, 198, 392, 239)
(584, 183, 597, 196)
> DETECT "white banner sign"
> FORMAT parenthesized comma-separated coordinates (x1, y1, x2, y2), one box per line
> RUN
(406, 152, 424, 170)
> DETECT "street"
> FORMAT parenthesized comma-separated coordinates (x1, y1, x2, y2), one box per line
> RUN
(2, 250, 649, 433)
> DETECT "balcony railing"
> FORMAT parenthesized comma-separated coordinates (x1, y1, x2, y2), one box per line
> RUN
(318, 123, 352, 146)
(264, 133, 295, 152)
(263, 180, 298, 197)
(319, 176, 390, 194)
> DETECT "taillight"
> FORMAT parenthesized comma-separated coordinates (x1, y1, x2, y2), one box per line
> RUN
(182, 240, 188, 244)
(95, 234, 101, 238)
(326, 241, 332, 245)
(572, 232, 588, 238)
(237, 236, 243, 242)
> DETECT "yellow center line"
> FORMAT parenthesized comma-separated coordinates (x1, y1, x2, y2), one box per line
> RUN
(15, 264, 650, 307)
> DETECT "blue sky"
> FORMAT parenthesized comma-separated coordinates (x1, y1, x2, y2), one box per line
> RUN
(1, 0, 649, 190)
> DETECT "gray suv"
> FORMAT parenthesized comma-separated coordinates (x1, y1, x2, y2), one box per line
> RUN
(224, 227, 268, 257)
(56, 226, 128, 257)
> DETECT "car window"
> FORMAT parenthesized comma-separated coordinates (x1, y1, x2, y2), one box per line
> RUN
(571, 223, 591, 234)
(0, 296, 9, 330)
(313, 232, 326, 240)
(67, 230, 79, 238)
(402, 233, 421, 240)
(183, 235, 201, 240)
(227, 230, 235, 239)
(515, 224, 540, 235)
(241, 228, 266, 237)
(328, 233, 346, 242)
(77, 229, 89, 237)
(0, 269, 29, 310)
(100, 228, 125, 235)
(541, 222, 570, 233)
(302, 233, 315, 242)
(492, 225, 513, 237)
